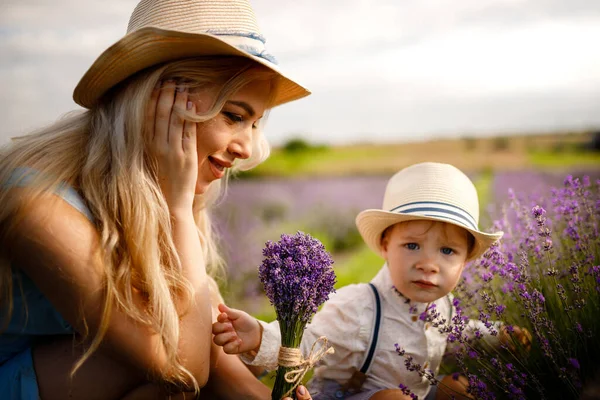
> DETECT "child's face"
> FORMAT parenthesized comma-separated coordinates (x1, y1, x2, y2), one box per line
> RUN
(381, 220, 470, 303)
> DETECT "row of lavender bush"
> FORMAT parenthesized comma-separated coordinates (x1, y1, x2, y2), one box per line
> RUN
(395, 173, 599, 399)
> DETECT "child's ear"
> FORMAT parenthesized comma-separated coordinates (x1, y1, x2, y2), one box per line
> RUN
(380, 234, 389, 258)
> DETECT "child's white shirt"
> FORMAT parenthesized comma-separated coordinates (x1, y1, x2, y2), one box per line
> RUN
(244, 264, 499, 398)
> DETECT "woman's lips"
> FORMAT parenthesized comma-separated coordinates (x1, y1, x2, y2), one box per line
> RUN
(208, 156, 228, 179)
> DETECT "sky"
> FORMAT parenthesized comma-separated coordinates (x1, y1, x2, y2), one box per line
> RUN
(1, 0, 600, 146)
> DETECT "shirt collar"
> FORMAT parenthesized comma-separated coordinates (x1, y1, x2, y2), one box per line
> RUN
(370, 263, 431, 317)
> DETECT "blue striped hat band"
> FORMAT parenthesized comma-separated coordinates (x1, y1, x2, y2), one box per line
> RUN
(389, 201, 478, 231)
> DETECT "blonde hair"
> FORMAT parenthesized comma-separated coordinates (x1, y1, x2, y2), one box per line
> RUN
(0, 56, 277, 390)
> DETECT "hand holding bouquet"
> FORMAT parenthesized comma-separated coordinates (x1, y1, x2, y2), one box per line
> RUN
(259, 232, 337, 400)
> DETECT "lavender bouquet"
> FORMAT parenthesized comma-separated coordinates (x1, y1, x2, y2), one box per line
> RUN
(259, 231, 337, 400)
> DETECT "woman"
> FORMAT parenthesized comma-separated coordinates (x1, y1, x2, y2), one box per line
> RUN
(0, 0, 313, 398)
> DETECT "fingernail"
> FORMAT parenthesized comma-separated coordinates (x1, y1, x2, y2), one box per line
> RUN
(298, 386, 306, 395)
(177, 85, 186, 93)
(187, 101, 193, 110)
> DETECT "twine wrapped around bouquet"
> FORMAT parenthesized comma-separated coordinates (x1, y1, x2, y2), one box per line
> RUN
(259, 232, 337, 400)
(278, 336, 335, 399)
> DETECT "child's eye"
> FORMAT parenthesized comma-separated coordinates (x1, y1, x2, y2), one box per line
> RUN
(441, 247, 454, 255)
(405, 243, 419, 250)
(223, 111, 244, 123)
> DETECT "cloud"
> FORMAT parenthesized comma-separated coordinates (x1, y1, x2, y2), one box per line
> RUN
(263, 81, 600, 145)
(1, 0, 599, 146)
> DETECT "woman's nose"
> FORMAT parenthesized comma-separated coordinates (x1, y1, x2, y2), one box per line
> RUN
(228, 126, 252, 159)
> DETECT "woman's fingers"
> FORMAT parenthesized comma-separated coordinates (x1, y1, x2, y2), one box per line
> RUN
(169, 85, 188, 150)
(145, 81, 160, 141)
(182, 100, 196, 153)
(297, 385, 312, 400)
(146, 79, 198, 213)
(154, 80, 176, 147)
(283, 386, 312, 400)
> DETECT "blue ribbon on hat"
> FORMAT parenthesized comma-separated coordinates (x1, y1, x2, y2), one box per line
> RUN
(207, 30, 278, 64)
(389, 201, 478, 231)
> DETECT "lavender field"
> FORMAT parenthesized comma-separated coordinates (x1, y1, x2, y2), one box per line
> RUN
(212, 175, 389, 310)
(212, 168, 600, 314)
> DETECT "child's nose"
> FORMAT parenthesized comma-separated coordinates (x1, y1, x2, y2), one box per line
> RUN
(416, 254, 439, 274)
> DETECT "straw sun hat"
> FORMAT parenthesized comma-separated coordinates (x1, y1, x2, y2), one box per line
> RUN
(356, 162, 503, 261)
(73, 0, 310, 109)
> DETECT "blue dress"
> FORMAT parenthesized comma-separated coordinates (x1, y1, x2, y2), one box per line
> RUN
(0, 168, 94, 399)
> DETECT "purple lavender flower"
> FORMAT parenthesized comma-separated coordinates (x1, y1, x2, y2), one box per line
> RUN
(442, 172, 599, 399)
(568, 358, 580, 369)
(259, 231, 336, 400)
(532, 205, 546, 220)
(259, 231, 336, 324)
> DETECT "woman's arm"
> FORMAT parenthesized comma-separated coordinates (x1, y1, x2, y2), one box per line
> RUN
(5, 189, 210, 385)
(203, 345, 317, 400)
(203, 345, 271, 400)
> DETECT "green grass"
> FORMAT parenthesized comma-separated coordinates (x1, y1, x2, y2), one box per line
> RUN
(473, 169, 494, 228)
(528, 150, 600, 167)
(240, 145, 402, 178)
(333, 245, 384, 288)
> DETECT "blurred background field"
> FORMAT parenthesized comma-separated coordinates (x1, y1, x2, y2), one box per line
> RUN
(214, 130, 600, 321)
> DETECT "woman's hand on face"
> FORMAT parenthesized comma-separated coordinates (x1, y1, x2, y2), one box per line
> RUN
(146, 80, 198, 215)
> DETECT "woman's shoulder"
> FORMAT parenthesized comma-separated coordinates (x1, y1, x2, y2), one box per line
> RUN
(2, 166, 94, 223)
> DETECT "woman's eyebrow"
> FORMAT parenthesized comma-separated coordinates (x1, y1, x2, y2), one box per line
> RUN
(226, 100, 255, 117)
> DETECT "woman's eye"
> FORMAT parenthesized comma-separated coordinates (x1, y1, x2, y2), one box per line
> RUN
(441, 247, 454, 255)
(406, 243, 419, 250)
(223, 112, 244, 123)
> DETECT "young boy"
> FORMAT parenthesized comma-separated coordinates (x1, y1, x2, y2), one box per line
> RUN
(213, 162, 530, 400)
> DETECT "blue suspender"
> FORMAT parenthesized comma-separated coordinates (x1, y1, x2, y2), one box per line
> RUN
(360, 283, 382, 374)
(357, 286, 453, 377)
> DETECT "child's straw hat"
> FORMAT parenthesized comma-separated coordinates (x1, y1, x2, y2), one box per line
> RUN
(73, 0, 309, 109)
(356, 162, 503, 261)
